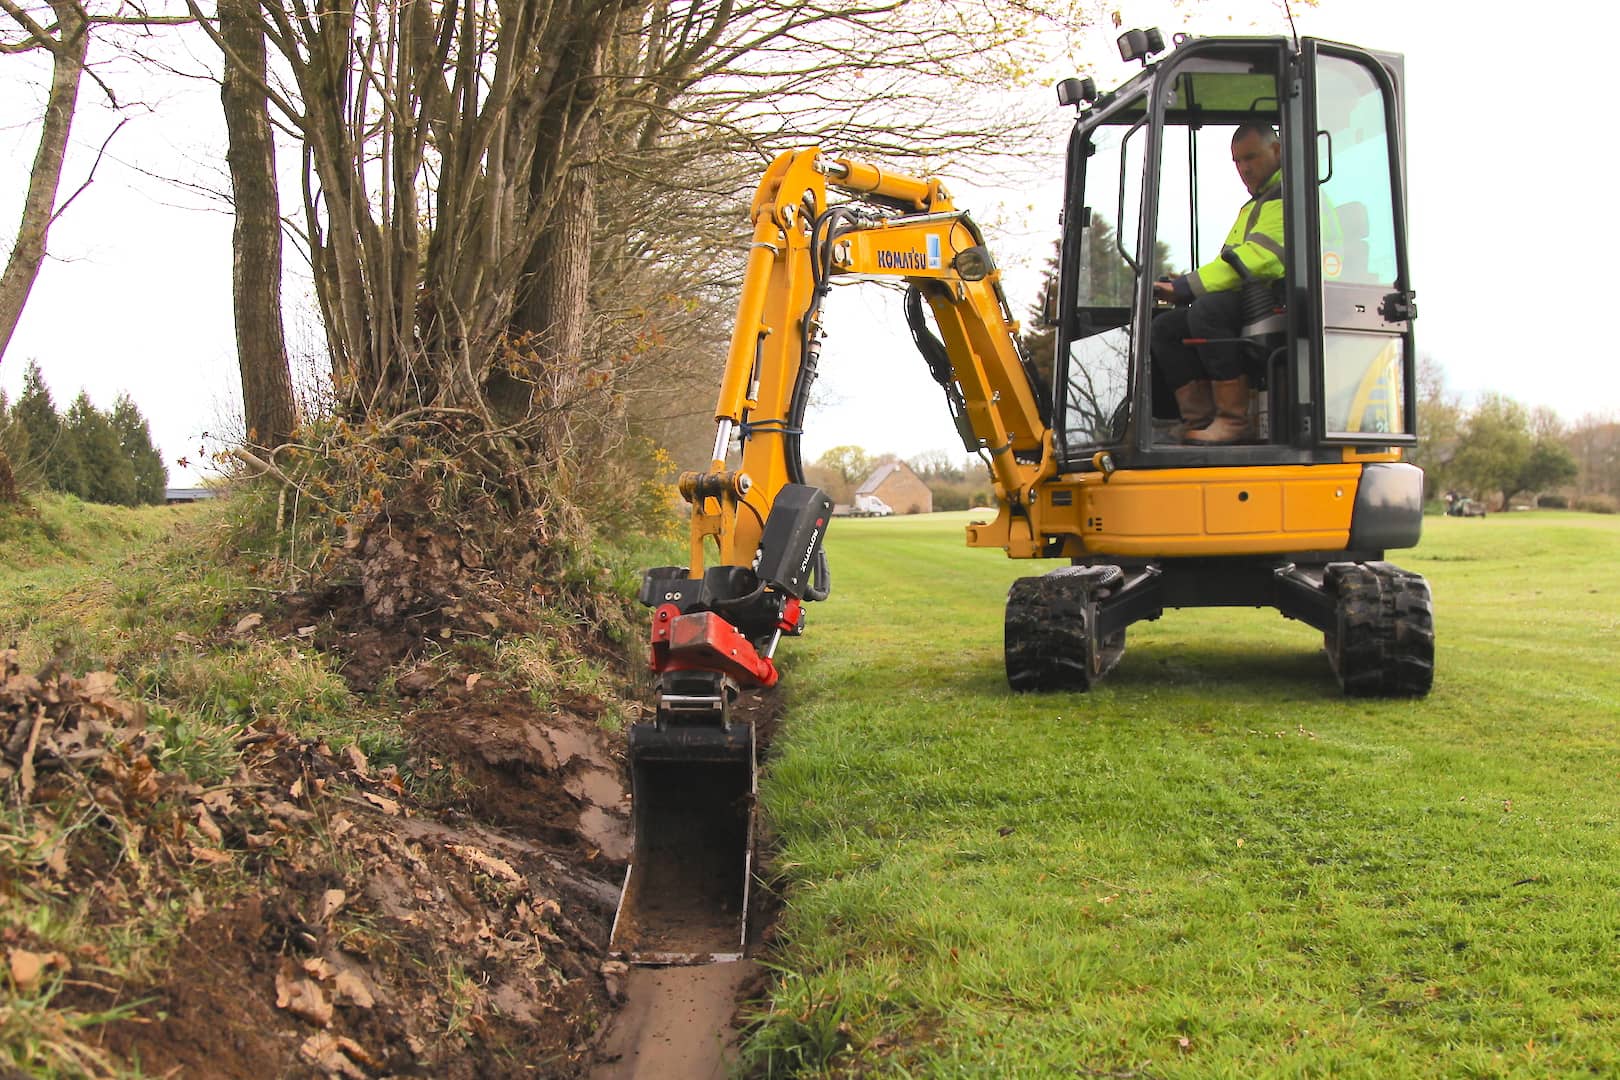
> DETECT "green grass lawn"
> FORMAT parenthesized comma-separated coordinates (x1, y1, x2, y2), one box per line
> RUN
(750, 511, 1620, 1078)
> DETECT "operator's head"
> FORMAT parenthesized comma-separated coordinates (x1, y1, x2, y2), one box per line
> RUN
(1231, 123, 1281, 197)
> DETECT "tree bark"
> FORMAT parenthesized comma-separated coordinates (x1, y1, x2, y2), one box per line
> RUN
(515, 6, 612, 349)
(0, 0, 88, 366)
(219, 0, 296, 448)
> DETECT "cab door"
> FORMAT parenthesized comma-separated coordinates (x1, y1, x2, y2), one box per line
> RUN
(1304, 41, 1417, 445)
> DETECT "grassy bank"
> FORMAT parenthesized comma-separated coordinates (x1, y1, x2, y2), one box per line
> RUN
(0, 491, 657, 1076)
(752, 511, 1620, 1077)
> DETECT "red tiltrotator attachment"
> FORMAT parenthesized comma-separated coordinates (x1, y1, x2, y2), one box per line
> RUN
(648, 603, 780, 688)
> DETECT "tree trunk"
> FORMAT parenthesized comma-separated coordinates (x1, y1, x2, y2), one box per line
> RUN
(0, 0, 88, 366)
(517, 136, 598, 366)
(514, 7, 609, 354)
(508, 18, 606, 434)
(220, 0, 297, 449)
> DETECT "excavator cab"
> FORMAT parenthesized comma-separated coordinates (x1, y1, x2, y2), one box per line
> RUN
(1054, 34, 1417, 464)
(992, 33, 1432, 696)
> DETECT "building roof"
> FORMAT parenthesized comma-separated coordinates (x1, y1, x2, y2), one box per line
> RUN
(854, 462, 903, 495)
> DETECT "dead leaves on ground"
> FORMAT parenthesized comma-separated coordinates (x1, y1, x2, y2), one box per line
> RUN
(2, 647, 612, 1078)
(0, 649, 151, 801)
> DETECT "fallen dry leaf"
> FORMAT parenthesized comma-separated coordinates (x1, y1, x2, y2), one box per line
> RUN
(233, 612, 264, 635)
(465, 673, 482, 691)
(8, 947, 68, 991)
(194, 806, 224, 844)
(81, 671, 118, 697)
(319, 888, 347, 922)
(448, 844, 523, 883)
(362, 792, 400, 816)
(8, 954, 41, 992)
(300, 1032, 368, 1078)
(277, 966, 334, 1027)
(188, 844, 232, 864)
(332, 970, 375, 1009)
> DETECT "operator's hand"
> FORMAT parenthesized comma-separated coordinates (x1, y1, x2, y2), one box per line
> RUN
(1152, 279, 1178, 303)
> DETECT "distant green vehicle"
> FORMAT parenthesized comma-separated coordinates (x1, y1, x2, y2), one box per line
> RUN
(1445, 493, 1487, 518)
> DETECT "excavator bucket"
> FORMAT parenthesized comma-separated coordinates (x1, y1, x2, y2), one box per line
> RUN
(609, 719, 756, 964)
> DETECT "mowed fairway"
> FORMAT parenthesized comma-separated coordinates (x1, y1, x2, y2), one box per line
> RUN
(751, 511, 1620, 1078)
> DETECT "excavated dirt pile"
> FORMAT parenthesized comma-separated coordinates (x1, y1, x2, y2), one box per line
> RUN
(0, 529, 638, 1080)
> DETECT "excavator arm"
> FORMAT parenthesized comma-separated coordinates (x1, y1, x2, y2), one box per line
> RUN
(648, 148, 1050, 714)
(611, 148, 1049, 963)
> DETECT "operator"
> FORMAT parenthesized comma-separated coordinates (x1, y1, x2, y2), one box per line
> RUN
(1150, 123, 1284, 445)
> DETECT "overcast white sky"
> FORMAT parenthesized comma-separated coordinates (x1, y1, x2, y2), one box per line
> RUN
(3, 0, 1618, 484)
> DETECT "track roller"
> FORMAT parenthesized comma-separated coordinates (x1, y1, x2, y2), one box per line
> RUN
(1324, 561, 1435, 697)
(1005, 565, 1126, 692)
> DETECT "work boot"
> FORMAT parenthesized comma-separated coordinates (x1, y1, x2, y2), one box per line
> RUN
(1185, 377, 1254, 444)
(1168, 379, 1214, 440)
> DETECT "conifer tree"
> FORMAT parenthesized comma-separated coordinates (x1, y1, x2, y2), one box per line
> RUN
(111, 393, 167, 504)
(13, 360, 83, 495)
(0, 389, 17, 502)
(65, 392, 138, 505)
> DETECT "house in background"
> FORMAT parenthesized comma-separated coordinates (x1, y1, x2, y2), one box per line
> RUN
(852, 461, 932, 515)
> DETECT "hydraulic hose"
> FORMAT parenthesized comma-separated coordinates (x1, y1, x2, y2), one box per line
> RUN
(787, 206, 862, 485)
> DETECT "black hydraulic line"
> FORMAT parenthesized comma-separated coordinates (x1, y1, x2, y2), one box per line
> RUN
(904, 285, 955, 390)
(805, 549, 831, 602)
(904, 285, 979, 454)
(787, 206, 860, 485)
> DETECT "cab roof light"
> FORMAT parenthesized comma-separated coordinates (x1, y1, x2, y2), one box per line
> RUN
(1055, 76, 1098, 108)
(1117, 27, 1165, 66)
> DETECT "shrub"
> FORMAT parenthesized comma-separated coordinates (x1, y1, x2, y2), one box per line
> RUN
(1573, 493, 1619, 514)
(1537, 493, 1569, 509)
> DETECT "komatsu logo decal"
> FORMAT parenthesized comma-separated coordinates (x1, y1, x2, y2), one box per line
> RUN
(877, 249, 928, 270)
(877, 235, 943, 271)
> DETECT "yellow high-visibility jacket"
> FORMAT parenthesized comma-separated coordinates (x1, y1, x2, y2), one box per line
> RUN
(1180, 169, 1285, 298)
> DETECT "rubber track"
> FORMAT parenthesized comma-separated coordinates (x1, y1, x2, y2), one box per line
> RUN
(1324, 561, 1435, 697)
(1004, 566, 1126, 693)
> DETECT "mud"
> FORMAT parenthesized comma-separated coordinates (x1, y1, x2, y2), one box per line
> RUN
(592, 962, 758, 1080)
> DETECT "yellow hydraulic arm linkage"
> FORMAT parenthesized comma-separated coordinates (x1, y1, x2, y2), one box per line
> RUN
(691, 148, 1050, 575)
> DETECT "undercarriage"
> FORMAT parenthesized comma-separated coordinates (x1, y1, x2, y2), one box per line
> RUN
(1005, 556, 1434, 696)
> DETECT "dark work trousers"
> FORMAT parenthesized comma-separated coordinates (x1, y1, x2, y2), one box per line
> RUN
(1149, 290, 1248, 390)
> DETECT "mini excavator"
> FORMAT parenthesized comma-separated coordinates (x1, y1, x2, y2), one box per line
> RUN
(610, 31, 1433, 963)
